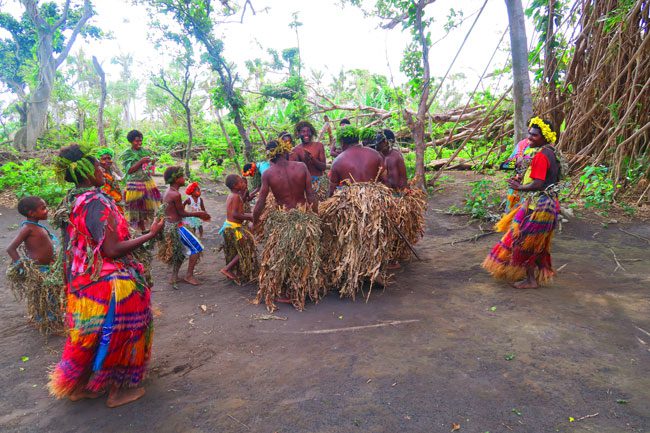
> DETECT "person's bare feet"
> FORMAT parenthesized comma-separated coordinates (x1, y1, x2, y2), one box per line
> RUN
(183, 275, 201, 286)
(511, 279, 538, 289)
(275, 296, 292, 304)
(68, 389, 104, 402)
(387, 262, 401, 270)
(106, 387, 146, 408)
(220, 268, 238, 282)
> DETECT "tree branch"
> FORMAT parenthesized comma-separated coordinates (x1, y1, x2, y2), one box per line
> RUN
(379, 0, 437, 29)
(55, 0, 93, 68)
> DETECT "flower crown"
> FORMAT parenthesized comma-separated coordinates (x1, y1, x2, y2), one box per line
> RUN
(242, 162, 257, 177)
(266, 141, 293, 159)
(529, 117, 557, 144)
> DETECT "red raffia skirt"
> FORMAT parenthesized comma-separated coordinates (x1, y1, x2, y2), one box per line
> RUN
(125, 178, 161, 227)
(482, 194, 560, 284)
(48, 269, 153, 397)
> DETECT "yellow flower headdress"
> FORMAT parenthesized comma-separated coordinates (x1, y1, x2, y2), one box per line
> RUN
(266, 140, 293, 160)
(529, 117, 557, 144)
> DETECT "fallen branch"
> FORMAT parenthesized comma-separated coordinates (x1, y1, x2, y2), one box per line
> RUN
(618, 227, 650, 244)
(609, 248, 626, 273)
(444, 231, 498, 245)
(576, 413, 599, 421)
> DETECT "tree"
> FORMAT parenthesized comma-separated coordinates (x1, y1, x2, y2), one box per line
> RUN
(92, 55, 107, 146)
(143, 0, 256, 159)
(151, 38, 197, 176)
(505, 0, 533, 143)
(2, 0, 97, 151)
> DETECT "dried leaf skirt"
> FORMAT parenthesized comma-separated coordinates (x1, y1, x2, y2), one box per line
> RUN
(222, 225, 259, 284)
(6, 260, 65, 335)
(256, 207, 324, 312)
(320, 182, 399, 300)
(392, 188, 427, 261)
(482, 194, 559, 284)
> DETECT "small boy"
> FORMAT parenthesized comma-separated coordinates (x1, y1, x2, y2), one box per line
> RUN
(219, 174, 259, 283)
(182, 182, 206, 238)
(159, 167, 210, 286)
(6, 196, 63, 333)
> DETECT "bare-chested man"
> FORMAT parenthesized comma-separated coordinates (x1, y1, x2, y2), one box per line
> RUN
(328, 126, 385, 197)
(161, 166, 210, 286)
(289, 121, 327, 194)
(254, 140, 317, 225)
(375, 129, 407, 190)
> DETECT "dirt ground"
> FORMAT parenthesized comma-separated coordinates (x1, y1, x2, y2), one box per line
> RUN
(0, 171, 648, 433)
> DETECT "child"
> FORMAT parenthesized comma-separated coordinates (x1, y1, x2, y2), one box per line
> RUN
(6, 196, 64, 334)
(182, 182, 206, 238)
(159, 167, 211, 286)
(219, 174, 259, 283)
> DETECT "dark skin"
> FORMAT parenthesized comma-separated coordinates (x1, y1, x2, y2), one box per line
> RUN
(221, 177, 253, 281)
(253, 153, 317, 226)
(328, 141, 385, 197)
(505, 126, 550, 290)
(377, 140, 408, 190)
(126, 137, 156, 175)
(183, 187, 206, 238)
(67, 161, 164, 407)
(6, 199, 54, 265)
(289, 126, 327, 177)
(163, 174, 211, 285)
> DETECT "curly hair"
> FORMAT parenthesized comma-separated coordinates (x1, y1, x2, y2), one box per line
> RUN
(127, 129, 143, 143)
(294, 121, 317, 139)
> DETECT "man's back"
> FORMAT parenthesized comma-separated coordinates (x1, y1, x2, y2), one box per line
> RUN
(331, 146, 383, 184)
(265, 161, 311, 209)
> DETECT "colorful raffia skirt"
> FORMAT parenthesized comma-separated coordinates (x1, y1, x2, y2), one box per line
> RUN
(482, 194, 560, 284)
(48, 269, 153, 397)
(125, 178, 161, 227)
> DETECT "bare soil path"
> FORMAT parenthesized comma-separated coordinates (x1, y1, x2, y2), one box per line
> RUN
(0, 171, 648, 433)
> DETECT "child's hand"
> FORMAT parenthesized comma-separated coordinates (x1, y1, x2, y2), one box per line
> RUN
(197, 212, 211, 221)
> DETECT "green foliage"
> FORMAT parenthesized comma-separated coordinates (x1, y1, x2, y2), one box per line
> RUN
(0, 160, 66, 205)
(579, 165, 618, 209)
(463, 179, 502, 220)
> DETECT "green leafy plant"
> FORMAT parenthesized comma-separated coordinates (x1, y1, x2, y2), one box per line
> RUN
(0, 160, 67, 205)
(579, 165, 618, 209)
(463, 179, 502, 220)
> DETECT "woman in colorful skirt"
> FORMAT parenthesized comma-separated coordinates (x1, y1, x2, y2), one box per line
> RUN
(121, 130, 162, 231)
(48, 144, 164, 407)
(97, 147, 124, 212)
(482, 117, 561, 289)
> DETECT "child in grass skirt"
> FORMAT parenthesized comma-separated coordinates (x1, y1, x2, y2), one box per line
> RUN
(219, 174, 259, 284)
(183, 182, 205, 238)
(6, 196, 65, 334)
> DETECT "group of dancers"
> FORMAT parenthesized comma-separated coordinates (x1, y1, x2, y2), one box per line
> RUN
(5, 116, 561, 407)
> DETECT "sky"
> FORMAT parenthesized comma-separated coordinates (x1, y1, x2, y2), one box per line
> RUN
(0, 0, 523, 115)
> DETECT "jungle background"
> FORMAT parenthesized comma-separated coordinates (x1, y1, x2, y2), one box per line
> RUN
(0, 0, 648, 218)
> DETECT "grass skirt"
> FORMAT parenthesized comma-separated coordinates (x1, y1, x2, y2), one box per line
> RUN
(157, 222, 202, 271)
(221, 225, 259, 284)
(253, 193, 276, 240)
(125, 178, 161, 227)
(6, 259, 65, 335)
(482, 194, 559, 284)
(255, 207, 324, 312)
(48, 269, 153, 397)
(320, 182, 399, 300)
(392, 188, 427, 261)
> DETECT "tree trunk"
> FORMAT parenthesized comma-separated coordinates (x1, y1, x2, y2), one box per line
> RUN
(505, 0, 533, 143)
(412, 0, 431, 190)
(184, 105, 193, 176)
(543, 0, 560, 130)
(216, 109, 242, 173)
(92, 56, 107, 147)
